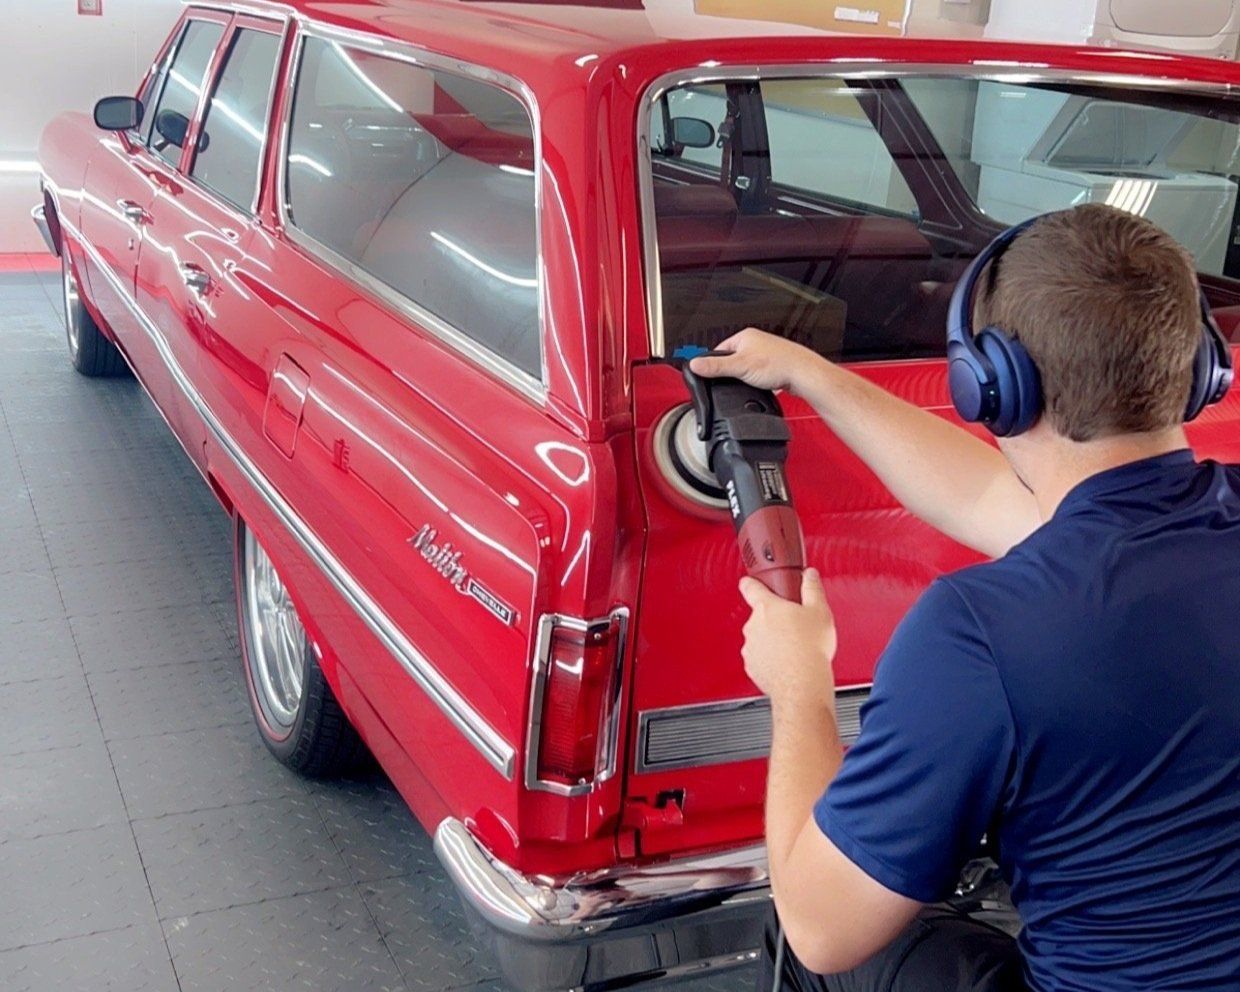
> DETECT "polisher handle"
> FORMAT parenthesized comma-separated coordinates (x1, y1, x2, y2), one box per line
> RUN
(736, 504, 805, 603)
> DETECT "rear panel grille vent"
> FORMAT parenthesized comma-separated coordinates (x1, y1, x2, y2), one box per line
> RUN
(636, 687, 871, 773)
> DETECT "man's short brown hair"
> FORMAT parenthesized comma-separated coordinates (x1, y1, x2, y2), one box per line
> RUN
(975, 204, 1201, 442)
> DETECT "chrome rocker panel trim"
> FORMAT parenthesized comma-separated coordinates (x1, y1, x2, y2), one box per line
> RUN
(434, 817, 769, 992)
(57, 214, 517, 779)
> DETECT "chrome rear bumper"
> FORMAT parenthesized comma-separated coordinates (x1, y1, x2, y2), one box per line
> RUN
(31, 204, 57, 255)
(433, 818, 770, 991)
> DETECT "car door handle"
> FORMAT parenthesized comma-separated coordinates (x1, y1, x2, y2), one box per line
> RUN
(118, 200, 148, 224)
(180, 263, 211, 295)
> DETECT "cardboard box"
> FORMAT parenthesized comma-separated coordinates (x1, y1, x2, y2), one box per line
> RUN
(695, 0, 911, 37)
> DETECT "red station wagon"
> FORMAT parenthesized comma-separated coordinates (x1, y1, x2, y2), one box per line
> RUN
(34, 2, 1240, 989)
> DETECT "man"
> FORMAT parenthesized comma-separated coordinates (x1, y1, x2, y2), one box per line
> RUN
(690, 205, 1239, 991)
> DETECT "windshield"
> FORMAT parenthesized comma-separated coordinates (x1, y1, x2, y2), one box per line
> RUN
(646, 75, 1240, 363)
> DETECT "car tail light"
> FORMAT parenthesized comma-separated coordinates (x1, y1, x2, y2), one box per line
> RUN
(527, 612, 627, 794)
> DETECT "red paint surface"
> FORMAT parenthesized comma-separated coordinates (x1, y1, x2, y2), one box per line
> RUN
(34, 0, 1240, 879)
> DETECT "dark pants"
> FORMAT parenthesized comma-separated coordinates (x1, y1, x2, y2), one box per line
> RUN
(757, 907, 1026, 992)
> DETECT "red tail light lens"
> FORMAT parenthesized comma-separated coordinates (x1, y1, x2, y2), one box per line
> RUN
(531, 614, 625, 791)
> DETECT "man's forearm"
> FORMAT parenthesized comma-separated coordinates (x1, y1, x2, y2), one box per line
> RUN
(794, 359, 1040, 558)
(766, 698, 844, 904)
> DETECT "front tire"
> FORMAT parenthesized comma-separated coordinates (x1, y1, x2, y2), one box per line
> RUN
(236, 520, 366, 776)
(62, 250, 127, 377)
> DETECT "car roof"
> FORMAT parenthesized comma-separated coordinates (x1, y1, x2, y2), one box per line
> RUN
(195, 0, 1240, 97)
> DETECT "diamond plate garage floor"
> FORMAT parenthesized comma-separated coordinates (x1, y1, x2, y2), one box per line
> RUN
(0, 261, 759, 992)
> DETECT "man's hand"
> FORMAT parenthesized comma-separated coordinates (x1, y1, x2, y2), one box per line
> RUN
(689, 327, 825, 397)
(738, 569, 838, 710)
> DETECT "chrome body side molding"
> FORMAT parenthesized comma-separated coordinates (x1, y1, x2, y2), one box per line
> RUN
(58, 215, 517, 779)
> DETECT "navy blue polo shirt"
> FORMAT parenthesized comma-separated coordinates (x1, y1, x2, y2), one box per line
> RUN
(816, 451, 1240, 991)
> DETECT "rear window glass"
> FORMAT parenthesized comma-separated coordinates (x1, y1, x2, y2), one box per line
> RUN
(647, 76, 1240, 363)
(285, 38, 541, 381)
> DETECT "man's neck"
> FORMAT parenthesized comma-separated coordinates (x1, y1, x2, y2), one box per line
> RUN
(1030, 428, 1191, 520)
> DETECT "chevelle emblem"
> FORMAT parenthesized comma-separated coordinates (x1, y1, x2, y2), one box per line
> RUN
(409, 525, 515, 626)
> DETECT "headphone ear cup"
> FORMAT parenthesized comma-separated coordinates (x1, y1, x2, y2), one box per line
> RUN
(977, 329, 1043, 437)
(1186, 329, 1216, 422)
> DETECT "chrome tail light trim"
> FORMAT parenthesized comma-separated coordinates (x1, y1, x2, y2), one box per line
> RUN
(524, 608, 630, 796)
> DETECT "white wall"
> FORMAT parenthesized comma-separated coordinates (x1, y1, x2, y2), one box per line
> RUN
(0, 0, 183, 252)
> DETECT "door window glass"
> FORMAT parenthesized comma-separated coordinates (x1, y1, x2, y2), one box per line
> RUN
(147, 19, 225, 167)
(285, 38, 541, 381)
(191, 29, 283, 212)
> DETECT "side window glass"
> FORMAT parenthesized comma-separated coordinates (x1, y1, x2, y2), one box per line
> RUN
(652, 85, 726, 174)
(285, 38, 541, 382)
(762, 80, 917, 217)
(147, 19, 226, 167)
(191, 29, 282, 212)
(135, 35, 178, 144)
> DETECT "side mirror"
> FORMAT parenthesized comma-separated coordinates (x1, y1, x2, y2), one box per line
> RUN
(670, 116, 716, 149)
(154, 110, 190, 151)
(94, 96, 144, 132)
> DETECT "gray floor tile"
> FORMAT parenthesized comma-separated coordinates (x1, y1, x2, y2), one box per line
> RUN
(312, 776, 438, 883)
(185, 551, 236, 606)
(22, 478, 174, 526)
(0, 483, 39, 520)
(72, 602, 236, 674)
(0, 923, 179, 992)
(166, 886, 407, 992)
(89, 654, 250, 741)
(0, 674, 101, 755)
(361, 872, 497, 988)
(0, 567, 63, 625)
(0, 824, 156, 951)
(54, 556, 209, 618)
(19, 447, 200, 488)
(0, 741, 128, 842)
(42, 513, 205, 569)
(109, 723, 307, 819)
(0, 617, 81, 684)
(0, 529, 51, 573)
(134, 795, 352, 920)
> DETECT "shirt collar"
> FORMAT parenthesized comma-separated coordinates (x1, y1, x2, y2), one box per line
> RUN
(1054, 449, 1198, 520)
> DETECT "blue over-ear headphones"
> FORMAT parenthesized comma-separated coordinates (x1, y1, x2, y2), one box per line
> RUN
(946, 215, 1235, 437)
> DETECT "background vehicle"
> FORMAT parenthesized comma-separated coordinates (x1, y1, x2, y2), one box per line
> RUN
(35, 3, 1240, 989)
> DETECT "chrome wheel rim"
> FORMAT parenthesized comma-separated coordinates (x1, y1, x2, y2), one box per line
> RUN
(244, 529, 307, 730)
(62, 256, 82, 359)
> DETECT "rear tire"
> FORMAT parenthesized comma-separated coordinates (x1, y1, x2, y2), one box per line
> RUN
(236, 520, 367, 777)
(62, 250, 127, 378)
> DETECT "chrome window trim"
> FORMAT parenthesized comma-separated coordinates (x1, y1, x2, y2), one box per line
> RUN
(525, 609, 630, 797)
(635, 685, 873, 774)
(187, 15, 291, 219)
(183, 0, 296, 17)
(638, 64, 1238, 358)
(58, 214, 517, 780)
(274, 22, 550, 406)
